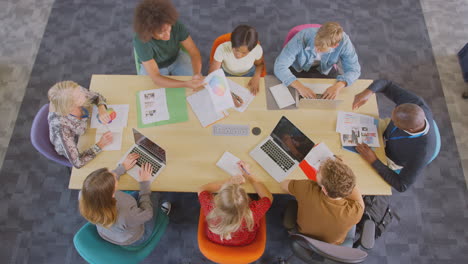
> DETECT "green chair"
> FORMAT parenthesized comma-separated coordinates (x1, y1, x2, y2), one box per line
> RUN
(73, 208, 169, 264)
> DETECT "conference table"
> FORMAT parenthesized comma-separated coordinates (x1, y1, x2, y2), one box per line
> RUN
(69, 75, 391, 195)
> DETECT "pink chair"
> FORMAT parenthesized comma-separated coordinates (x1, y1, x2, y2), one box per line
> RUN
(282, 24, 322, 48)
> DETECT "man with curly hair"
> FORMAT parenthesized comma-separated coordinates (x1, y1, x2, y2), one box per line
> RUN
(280, 158, 364, 245)
(133, 0, 204, 90)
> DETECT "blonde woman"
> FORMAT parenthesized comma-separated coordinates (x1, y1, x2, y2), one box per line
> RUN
(48, 81, 113, 168)
(197, 161, 273, 246)
(79, 154, 171, 246)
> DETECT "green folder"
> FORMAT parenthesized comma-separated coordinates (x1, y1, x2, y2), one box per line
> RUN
(136, 88, 188, 128)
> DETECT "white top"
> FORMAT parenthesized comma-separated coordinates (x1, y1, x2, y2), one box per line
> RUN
(214, 41, 263, 76)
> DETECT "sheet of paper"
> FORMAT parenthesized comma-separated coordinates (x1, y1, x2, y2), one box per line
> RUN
(227, 79, 255, 112)
(216, 151, 241, 176)
(139, 88, 170, 124)
(90, 104, 129, 129)
(303, 83, 330, 95)
(187, 89, 226, 127)
(95, 127, 123, 151)
(304, 143, 335, 169)
(204, 69, 235, 111)
(336, 111, 375, 134)
(269, 83, 296, 109)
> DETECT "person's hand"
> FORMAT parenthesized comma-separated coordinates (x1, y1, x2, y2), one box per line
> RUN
(237, 161, 258, 182)
(138, 163, 153, 182)
(296, 85, 316, 99)
(122, 153, 139, 171)
(247, 76, 260, 95)
(356, 143, 378, 163)
(97, 131, 113, 148)
(98, 106, 111, 124)
(185, 79, 205, 91)
(322, 83, 343, 100)
(231, 92, 244, 107)
(352, 89, 374, 110)
(192, 73, 203, 80)
(230, 175, 246, 185)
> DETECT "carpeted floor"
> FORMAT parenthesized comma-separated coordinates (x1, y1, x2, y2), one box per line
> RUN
(0, 0, 467, 263)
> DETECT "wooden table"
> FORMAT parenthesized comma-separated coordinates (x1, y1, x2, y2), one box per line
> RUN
(69, 75, 391, 195)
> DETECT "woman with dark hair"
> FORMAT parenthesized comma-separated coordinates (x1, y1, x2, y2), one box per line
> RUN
(209, 25, 265, 95)
(133, 0, 204, 90)
(79, 154, 171, 246)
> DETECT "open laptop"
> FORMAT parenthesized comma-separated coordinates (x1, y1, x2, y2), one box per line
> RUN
(295, 83, 344, 109)
(250, 116, 315, 182)
(118, 128, 166, 182)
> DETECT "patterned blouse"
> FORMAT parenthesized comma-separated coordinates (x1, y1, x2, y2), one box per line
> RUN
(198, 191, 271, 246)
(48, 87, 107, 168)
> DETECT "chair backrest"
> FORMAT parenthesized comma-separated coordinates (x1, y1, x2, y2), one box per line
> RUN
(209, 33, 267, 77)
(428, 119, 441, 164)
(290, 233, 368, 264)
(283, 24, 322, 48)
(73, 209, 169, 264)
(197, 209, 266, 264)
(30, 104, 72, 167)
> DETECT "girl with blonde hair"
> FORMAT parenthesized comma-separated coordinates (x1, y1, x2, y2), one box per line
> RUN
(198, 161, 273, 246)
(47, 81, 113, 168)
(79, 154, 171, 246)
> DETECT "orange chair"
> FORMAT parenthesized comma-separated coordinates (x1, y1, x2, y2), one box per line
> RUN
(197, 210, 267, 264)
(209, 33, 267, 77)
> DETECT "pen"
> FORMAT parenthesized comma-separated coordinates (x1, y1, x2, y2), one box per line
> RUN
(239, 163, 250, 175)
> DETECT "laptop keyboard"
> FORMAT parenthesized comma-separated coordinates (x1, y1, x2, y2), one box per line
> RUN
(130, 147, 162, 176)
(260, 140, 295, 172)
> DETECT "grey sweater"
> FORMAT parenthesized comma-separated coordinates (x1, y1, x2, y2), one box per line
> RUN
(81, 165, 154, 245)
(368, 80, 437, 192)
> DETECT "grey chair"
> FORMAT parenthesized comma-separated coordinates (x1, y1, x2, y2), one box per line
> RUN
(280, 220, 376, 264)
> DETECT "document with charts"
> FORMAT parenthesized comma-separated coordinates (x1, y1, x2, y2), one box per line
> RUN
(204, 69, 235, 111)
(90, 104, 129, 129)
(336, 111, 380, 147)
(138, 88, 170, 124)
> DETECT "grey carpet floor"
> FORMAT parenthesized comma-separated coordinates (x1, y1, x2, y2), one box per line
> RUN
(0, 0, 467, 263)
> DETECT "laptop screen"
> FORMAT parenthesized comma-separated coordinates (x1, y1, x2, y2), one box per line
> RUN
(133, 129, 166, 164)
(270, 116, 315, 162)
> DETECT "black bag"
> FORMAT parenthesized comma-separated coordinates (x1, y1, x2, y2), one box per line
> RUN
(357, 195, 399, 240)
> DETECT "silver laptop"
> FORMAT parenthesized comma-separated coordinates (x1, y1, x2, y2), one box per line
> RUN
(295, 83, 344, 109)
(250, 116, 315, 182)
(118, 128, 166, 182)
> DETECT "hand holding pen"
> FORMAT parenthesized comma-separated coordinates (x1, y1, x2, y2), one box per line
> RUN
(237, 161, 258, 183)
(231, 92, 244, 107)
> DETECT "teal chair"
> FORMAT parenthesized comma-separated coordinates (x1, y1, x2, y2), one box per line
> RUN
(73, 208, 169, 264)
(428, 120, 441, 164)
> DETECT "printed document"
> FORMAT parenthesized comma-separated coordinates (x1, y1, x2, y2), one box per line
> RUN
(204, 69, 235, 111)
(138, 88, 170, 124)
(269, 84, 295, 109)
(90, 104, 129, 130)
(216, 151, 242, 176)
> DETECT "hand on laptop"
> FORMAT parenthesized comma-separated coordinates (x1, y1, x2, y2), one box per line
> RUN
(352, 89, 373, 110)
(122, 153, 139, 170)
(138, 163, 153, 182)
(295, 84, 317, 99)
(322, 82, 345, 100)
(96, 131, 113, 149)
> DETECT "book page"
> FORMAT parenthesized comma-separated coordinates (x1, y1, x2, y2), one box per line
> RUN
(216, 151, 241, 176)
(139, 89, 170, 124)
(227, 79, 255, 112)
(95, 127, 123, 151)
(187, 89, 226, 127)
(204, 69, 235, 111)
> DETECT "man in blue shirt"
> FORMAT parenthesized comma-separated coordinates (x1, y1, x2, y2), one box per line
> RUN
(274, 22, 361, 99)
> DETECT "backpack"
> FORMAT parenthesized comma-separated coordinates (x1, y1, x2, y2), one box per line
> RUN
(356, 195, 400, 240)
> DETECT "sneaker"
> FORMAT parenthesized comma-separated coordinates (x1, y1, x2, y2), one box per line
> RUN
(161, 201, 171, 215)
